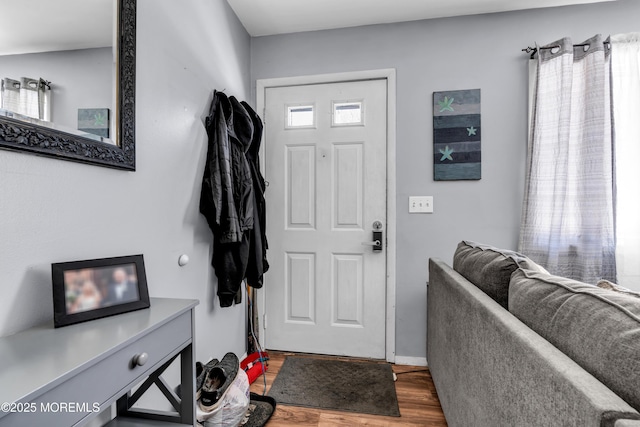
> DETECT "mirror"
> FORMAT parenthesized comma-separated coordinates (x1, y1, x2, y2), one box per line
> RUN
(0, 0, 136, 171)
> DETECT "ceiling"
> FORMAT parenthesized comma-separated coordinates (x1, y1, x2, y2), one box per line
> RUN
(0, 0, 616, 56)
(226, 0, 616, 37)
(0, 0, 112, 56)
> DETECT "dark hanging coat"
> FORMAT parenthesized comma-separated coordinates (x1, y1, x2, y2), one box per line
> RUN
(241, 101, 269, 288)
(200, 91, 254, 306)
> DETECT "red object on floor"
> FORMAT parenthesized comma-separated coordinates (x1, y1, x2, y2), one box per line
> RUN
(241, 351, 269, 384)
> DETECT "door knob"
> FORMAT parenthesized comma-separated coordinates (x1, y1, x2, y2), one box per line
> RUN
(362, 240, 382, 247)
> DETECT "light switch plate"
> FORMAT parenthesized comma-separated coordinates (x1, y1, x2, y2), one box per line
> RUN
(409, 196, 434, 213)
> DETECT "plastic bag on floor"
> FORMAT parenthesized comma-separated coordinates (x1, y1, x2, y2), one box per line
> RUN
(197, 368, 250, 427)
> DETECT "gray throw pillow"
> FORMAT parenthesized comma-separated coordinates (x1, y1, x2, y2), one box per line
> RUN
(452, 240, 546, 308)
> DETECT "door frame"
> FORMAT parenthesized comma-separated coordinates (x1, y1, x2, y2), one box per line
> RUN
(255, 69, 397, 363)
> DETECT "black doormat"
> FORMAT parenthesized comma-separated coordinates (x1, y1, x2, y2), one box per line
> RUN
(267, 356, 400, 417)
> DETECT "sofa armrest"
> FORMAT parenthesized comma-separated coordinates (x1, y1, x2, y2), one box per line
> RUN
(427, 258, 640, 427)
(616, 420, 640, 427)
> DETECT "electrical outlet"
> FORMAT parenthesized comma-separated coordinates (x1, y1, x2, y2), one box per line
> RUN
(409, 196, 434, 213)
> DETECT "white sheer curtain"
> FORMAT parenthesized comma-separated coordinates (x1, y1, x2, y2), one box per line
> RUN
(611, 33, 640, 290)
(519, 35, 616, 283)
(0, 77, 51, 121)
(1, 78, 21, 113)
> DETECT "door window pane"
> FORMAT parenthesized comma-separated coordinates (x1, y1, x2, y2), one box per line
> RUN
(287, 105, 315, 128)
(333, 101, 363, 126)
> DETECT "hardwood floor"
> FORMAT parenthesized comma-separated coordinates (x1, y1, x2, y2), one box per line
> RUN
(249, 352, 448, 426)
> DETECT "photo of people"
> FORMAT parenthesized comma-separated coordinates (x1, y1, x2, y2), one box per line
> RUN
(63, 263, 139, 314)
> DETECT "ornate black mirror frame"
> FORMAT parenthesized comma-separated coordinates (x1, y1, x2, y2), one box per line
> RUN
(0, 0, 136, 171)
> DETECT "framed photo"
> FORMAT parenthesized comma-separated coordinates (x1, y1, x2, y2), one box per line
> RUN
(51, 254, 150, 328)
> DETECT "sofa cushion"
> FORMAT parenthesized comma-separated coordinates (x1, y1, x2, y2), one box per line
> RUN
(510, 268, 640, 412)
(452, 240, 546, 308)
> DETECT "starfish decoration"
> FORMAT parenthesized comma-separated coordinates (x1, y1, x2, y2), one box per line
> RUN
(467, 126, 477, 136)
(438, 96, 454, 113)
(93, 112, 106, 126)
(439, 145, 454, 161)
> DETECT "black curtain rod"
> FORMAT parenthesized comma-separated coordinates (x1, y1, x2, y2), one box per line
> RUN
(522, 40, 611, 59)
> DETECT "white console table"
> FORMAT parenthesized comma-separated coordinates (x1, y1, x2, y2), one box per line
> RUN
(0, 298, 198, 427)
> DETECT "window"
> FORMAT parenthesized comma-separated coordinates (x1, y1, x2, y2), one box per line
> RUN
(332, 101, 363, 126)
(286, 104, 315, 128)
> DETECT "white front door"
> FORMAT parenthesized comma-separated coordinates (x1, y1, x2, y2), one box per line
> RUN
(263, 79, 387, 358)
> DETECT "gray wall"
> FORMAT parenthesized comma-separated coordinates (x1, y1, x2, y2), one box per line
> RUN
(251, 0, 640, 360)
(0, 48, 113, 134)
(0, 0, 251, 367)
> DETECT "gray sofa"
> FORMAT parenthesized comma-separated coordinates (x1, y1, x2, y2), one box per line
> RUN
(427, 241, 640, 427)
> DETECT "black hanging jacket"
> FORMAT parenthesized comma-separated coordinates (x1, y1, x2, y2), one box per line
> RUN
(242, 101, 269, 288)
(200, 91, 254, 306)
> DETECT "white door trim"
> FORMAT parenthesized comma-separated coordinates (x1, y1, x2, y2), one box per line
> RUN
(256, 69, 397, 363)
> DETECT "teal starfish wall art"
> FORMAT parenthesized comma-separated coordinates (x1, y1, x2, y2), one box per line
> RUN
(433, 89, 481, 180)
(439, 145, 454, 161)
(438, 96, 455, 113)
(78, 108, 110, 139)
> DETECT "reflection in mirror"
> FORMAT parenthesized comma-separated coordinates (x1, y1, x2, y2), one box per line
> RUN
(0, 48, 114, 142)
(0, 0, 136, 170)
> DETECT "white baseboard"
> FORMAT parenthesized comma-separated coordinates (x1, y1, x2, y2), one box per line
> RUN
(394, 355, 428, 366)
